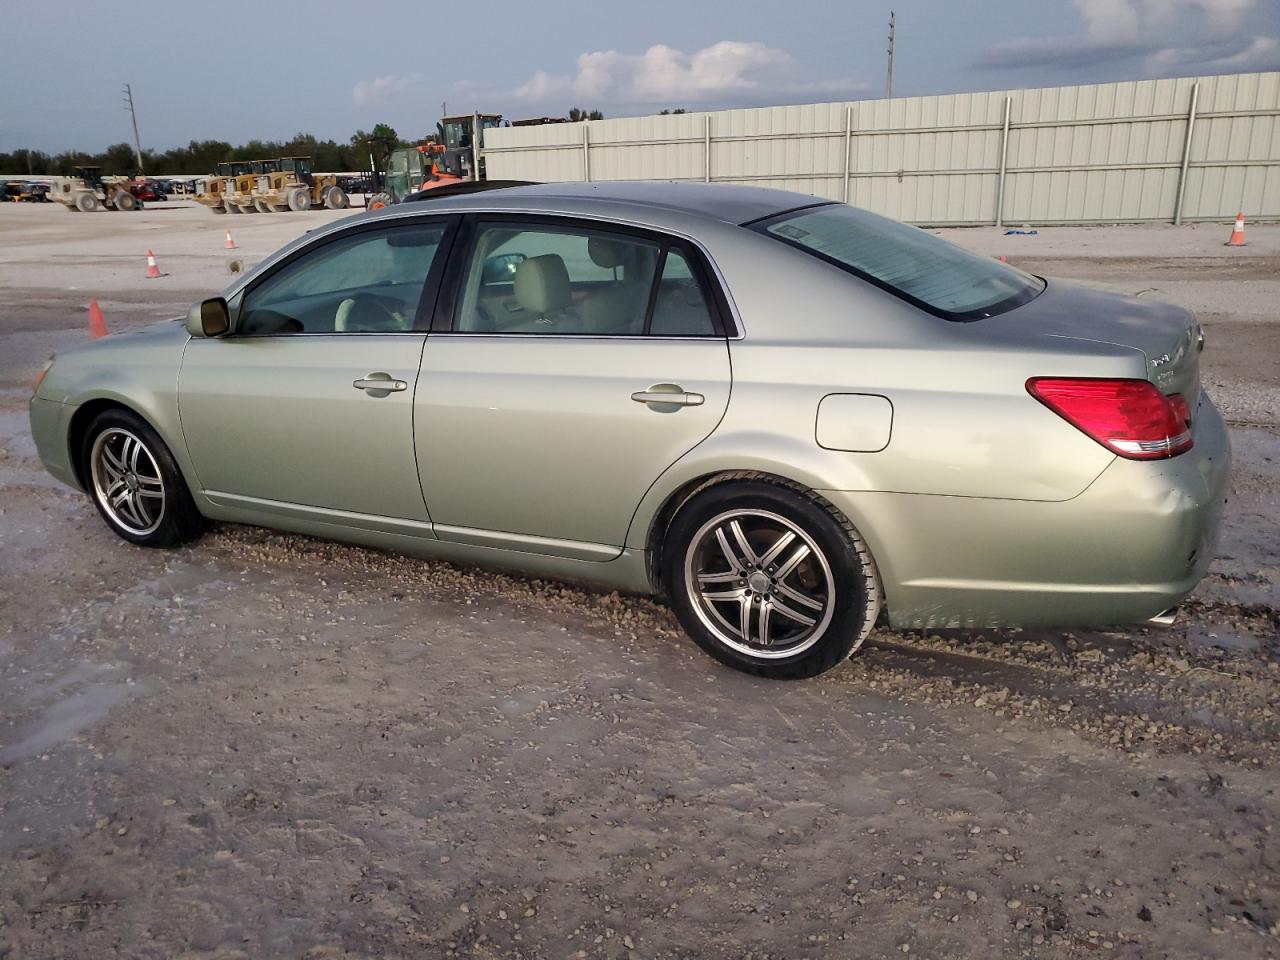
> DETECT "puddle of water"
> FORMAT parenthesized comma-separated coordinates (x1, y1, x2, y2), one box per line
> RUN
(0, 682, 137, 764)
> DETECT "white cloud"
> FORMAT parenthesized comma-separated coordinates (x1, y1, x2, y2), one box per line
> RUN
(352, 73, 423, 107)
(978, 0, 1265, 70)
(1146, 34, 1280, 73)
(512, 41, 857, 107)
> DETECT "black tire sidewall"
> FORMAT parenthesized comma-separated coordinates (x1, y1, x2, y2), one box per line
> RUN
(663, 481, 872, 679)
(82, 410, 202, 548)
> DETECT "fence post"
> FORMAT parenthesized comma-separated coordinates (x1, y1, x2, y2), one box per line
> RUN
(1174, 81, 1200, 226)
(704, 115, 712, 182)
(582, 124, 591, 182)
(843, 106, 853, 203)
(995, 95, 1012, 228)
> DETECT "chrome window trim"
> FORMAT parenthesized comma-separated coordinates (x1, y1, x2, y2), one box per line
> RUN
(223, 205, 746, 340)
(427, 332, 729, 342)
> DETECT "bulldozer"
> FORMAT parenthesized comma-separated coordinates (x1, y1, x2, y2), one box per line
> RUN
(48, 167, 140, 212)
(192, 175, 230, 214)
(249, 157, 348, 212)
(221, 160, 280, 214)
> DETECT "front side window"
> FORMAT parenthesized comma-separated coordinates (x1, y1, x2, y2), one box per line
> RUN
(238, 221, 449, 335)
(455, 221, 720, 337)
(753, 204, 1044, 321)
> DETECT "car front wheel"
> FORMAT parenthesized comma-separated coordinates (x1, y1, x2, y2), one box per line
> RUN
(663, 478, 882, 679)
(84, 409, 206, 547)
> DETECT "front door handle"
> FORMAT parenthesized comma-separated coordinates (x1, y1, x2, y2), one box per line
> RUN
(631, 386, 705, 408)
(353, 374, 407, 395)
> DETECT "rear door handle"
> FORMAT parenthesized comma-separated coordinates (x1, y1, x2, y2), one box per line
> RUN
(353, 375, 407, 394)
(631, 387, 705, 407)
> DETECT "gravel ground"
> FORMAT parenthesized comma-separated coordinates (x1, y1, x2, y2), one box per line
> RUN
(0, 203, 1277, 959)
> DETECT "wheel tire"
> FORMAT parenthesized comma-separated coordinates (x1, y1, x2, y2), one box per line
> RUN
(323, 185, 348, 210)
(287, 189, 312, 212)
(114, 191, 137, 211)
(82, 409, 207, 548)
(367, 192, 393, 210)
(75, 193, 99, 212)
(662, 478, 882, 679)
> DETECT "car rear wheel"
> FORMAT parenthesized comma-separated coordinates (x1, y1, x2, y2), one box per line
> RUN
(663, 478, 881, 679)
(84, 409, 206, 548)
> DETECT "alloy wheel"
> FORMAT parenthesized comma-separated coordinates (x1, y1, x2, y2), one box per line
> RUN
(90, 427, 165, 536)
(683, 509, 836, 659)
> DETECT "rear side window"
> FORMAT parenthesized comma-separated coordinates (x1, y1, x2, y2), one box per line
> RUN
(752, 204, 1044, 321)
(451, 220, 724, 337)
(650, 250, 716, 337)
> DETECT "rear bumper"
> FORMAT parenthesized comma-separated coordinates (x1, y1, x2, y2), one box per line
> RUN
(824, 394, 1232, 629)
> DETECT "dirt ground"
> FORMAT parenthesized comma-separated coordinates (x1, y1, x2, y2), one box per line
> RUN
(0, 202, 1277, 960)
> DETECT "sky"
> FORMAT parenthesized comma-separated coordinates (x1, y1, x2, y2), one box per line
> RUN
(3, 0, 1278, 153)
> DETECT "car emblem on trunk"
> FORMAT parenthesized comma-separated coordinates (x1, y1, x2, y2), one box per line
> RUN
(1150, 353, 1173, 368)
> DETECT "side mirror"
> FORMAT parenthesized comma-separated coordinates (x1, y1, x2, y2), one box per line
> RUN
(481, 252, 526, 284)
(186, 297, 230, 338)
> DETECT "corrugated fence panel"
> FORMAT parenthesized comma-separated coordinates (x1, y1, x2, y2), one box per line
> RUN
(481, 71, 1279, 225)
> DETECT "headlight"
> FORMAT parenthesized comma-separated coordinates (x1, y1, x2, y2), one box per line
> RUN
(33, 356, 54, 395)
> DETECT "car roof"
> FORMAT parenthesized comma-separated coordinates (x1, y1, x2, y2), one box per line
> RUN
(394, 181, 827, 227)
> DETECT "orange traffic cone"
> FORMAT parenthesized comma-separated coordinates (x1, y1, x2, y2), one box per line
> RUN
(225, 229, 237, 249)
(1225, 212, 1246, 246)
(88, 299, 108, 338)
(145, 249, 162, 279)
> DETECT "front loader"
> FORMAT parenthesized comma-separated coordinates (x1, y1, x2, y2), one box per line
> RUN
(48, 167, 140, 212)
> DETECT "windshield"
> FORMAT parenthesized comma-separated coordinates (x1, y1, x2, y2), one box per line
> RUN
(752, 204, 1044, 321)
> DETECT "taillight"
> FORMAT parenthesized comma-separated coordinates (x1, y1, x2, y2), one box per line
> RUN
(1027, 378, 1193, 460)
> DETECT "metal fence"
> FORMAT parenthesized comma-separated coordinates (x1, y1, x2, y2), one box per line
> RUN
(482, 71, 1280, 226)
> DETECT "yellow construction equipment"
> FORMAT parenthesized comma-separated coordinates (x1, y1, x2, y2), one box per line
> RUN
(249, 157, 348, 212)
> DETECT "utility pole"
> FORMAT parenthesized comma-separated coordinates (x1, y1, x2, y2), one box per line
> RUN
(885, 12, 895, 99)
(122, 83, 144, 174)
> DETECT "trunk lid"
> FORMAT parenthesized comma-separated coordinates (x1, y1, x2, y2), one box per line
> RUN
(987, 279, 1203, 412)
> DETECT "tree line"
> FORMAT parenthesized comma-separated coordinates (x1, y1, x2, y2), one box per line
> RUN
(3, 123, 424, 178)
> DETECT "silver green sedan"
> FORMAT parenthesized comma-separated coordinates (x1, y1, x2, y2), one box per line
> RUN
(29, 183, 1230, 678)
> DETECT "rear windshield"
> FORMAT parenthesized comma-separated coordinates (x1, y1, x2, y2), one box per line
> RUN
(751, 203, 1044, 321)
